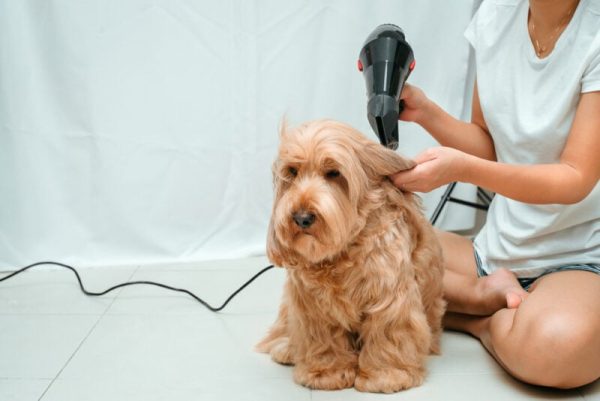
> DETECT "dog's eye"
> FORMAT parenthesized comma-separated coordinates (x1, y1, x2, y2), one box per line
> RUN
(325, 169, 341, 179)
(287, 166, 298, 177)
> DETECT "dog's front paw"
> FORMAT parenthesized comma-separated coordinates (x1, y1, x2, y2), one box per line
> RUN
(294, 364, 356, 390)
(257, 336, 294, 365)
(269, 337, 294, 365)
(354, 367, 424, 393)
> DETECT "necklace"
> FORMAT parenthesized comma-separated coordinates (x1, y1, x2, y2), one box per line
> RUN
(528, 1, 579, 57)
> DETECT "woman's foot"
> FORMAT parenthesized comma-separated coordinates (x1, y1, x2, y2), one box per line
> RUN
(477, 268, 528, 314)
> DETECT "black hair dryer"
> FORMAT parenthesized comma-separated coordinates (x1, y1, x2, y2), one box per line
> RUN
(358, 24, 415, 150)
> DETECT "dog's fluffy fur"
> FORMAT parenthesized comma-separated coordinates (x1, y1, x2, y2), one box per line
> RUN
(257, 119, 445, 393)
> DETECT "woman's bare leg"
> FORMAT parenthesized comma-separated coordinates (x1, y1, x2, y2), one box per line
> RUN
(451, 271, 600, 388)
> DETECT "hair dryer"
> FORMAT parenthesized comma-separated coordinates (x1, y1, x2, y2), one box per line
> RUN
(358, 24, 415, 150)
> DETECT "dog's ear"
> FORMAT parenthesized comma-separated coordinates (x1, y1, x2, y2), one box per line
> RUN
(266, 217, 285, 267)
(360, 141, 416, 177)
(266, 157, 285, 267)
(273, 118, 289, 201)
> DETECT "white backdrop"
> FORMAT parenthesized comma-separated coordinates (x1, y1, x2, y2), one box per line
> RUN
(0, 0, 480, 269)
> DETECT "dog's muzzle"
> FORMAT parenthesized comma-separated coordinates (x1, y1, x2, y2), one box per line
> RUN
(292, 210, 316, 229)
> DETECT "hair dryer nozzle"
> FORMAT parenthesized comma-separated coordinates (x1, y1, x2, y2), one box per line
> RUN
(367, 95, 399, 150)
(359, 24, 414, 150)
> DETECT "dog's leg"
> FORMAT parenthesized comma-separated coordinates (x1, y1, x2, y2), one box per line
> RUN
(425, 297, 446, 355)
(355, 286, 431, 393)
(413, 237, 446, 355)
(256, 281, 294, 365)
(419, 264, 446, 355)
(290, 316, 358, 390)
(256, 302, 294, 365)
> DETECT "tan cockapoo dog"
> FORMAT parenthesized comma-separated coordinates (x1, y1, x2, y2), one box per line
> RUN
(257, 119, 445, 393)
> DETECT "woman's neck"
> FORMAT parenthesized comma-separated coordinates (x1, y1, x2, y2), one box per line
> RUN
(529, 0, 580, 34)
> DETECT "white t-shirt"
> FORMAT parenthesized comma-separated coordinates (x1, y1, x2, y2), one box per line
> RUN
(465, 0, 600, 278)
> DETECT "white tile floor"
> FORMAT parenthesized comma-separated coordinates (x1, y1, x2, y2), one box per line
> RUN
(1, 256, 598, 401)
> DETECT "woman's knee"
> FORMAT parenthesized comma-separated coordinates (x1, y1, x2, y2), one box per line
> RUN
(491, 308, 599, 388)
(434, 229, 476, 276)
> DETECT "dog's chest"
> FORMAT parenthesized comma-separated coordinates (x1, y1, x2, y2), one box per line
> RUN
(292, 260, 390, 330)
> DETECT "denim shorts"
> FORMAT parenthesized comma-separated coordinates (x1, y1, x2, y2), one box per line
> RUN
(474, 250, 600, 291)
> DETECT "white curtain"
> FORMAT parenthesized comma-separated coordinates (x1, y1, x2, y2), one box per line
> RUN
(0, 0, 480, 268)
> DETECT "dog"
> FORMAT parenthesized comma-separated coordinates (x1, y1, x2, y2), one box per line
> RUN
(256, 119, 445, 393)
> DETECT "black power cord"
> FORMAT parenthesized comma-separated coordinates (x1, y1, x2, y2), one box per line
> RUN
(0, 261, 275, 312)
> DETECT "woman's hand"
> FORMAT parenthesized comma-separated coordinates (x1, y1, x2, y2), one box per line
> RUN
(391, 147, 470, 193)
(398, 84, 431, 123)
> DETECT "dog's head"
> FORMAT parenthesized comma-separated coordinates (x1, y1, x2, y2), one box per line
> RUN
(267, 119, 415, 266)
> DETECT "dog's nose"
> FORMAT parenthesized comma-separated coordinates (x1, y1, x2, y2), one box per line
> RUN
(292, 210, 316, 229)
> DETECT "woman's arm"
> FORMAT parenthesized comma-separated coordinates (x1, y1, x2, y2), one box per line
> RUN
(400, 82, 496, 161)
(393, 91, 600, 205)
(462, 91, 600, 204)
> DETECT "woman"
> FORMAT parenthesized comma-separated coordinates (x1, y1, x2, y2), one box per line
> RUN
(392, 0, 600, 389)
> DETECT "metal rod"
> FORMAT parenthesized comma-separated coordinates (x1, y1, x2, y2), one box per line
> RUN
(429, 182, 457, 225)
